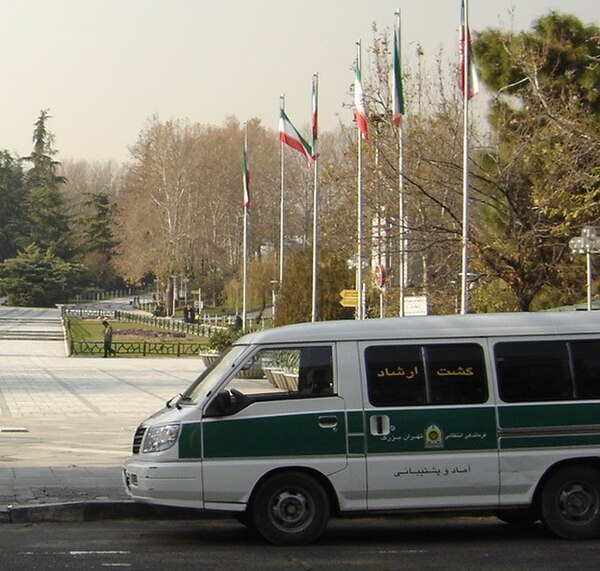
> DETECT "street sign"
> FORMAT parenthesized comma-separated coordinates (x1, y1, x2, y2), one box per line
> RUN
(340, 289, 359, 308)
(374, 265, 387, 289)
(340, 289, 358, 298)
(404, 295, 428, 316)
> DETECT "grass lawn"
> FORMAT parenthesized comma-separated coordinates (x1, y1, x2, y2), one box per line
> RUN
(67, 317, 209, 344)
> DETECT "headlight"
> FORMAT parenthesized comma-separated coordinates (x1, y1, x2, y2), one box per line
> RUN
(142, 423, 181, 453)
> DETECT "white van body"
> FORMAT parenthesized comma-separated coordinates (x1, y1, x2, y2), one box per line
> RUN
(123, 312, 600, 544)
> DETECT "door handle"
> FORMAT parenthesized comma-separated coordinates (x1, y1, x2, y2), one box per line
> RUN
(370, 415, 390, 436)
(318, 415, 338, 429)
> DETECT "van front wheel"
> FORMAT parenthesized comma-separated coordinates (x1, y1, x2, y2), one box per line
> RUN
(251, 471, 329, 545)
(541, 465, 600, 539)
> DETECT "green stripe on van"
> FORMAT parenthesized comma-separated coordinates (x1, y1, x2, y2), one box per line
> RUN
(366, 406, 497, 454)
(199, 411, 347, 459)
(500, 433, 600, 450)
(498, 403, 600, 429)
(179, 422, 201, 459)
(347, 410, 365, 433)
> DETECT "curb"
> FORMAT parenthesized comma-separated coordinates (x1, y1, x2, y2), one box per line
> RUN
(0, 501, 222, 524)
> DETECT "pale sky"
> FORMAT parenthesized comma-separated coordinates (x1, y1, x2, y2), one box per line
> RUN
(3, 0, 597, 164)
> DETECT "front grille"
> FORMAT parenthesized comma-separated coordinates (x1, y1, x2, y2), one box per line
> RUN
(132, 425, 146, 454)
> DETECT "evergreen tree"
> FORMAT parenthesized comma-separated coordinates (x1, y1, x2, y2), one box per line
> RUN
(80, 191, 117, 253)
(0, 244, 85, 307)
(0, 151, 27, 261)
(22, 110, 73, 259)
(78, 191, 121, 289)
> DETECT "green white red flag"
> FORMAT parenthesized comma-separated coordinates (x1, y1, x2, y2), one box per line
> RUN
(354, 63, 368, 140)
(242, 144, 250, 209)
(311, 73, 318, 158)
(459, 0, 479, 100)
(279, 108, 314, 165)
(392, 15, 405, 127)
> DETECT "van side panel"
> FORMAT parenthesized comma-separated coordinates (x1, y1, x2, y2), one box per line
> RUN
(201, 397, 348, 505)
(492, 336, 600, 506)
(329, 341, 369, 511)
(359, 339, 500, 510)
(364, 406, 499, 509)
(498, 402, 600, 504)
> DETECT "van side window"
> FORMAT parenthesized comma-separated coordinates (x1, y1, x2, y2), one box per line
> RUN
(206, 346, 334, 416)
(365, 343, 487, 407)
(571, 341, 600, 399)
(366, 345, 425, 406)
(495, 340, 600, 402)
(427, 344, 488, 404)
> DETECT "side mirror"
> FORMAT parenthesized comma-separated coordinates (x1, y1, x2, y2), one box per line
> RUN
(205, 390, 232, 416)
(205, 389, 249, 417)
(215, 390, 232, 413)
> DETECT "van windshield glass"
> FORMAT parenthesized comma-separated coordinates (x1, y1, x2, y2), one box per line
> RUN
(179, 345, 247, 405)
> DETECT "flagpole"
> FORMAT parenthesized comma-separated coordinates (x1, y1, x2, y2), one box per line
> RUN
(279, 94, 285, 292)
(242, 121, 249, 331)
(398, 124, 405, 317)
(460, 0, 470, 315)
(356, 40, 364, 320)
(279, 89, 317, 321)
(395, 9, 406, 317)
(310, 73, 319, 322)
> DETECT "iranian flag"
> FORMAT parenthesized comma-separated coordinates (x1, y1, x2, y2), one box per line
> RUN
(279, 108, 314, 165)
(392, 17, 405, 128)
(242, 145, 250, 209)
(354, 64, 368, 140)
(311, 74, 318, 158)
(459, 0, 479, 100)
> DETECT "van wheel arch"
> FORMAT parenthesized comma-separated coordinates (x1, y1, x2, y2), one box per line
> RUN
(247, 468, 338, 545)
(534, 461, 600, 539)
(248, 466, 339, 516)
(533, 458, 600, 508)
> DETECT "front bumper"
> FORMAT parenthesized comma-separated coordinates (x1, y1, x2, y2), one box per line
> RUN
(122, 457, 204, 509)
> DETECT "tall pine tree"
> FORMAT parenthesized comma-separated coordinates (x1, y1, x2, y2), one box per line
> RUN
(23, 110, 73, 259)
(0, 151, 27, 261)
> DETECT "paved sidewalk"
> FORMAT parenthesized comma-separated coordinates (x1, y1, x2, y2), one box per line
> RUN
(0, 307, 205, 522)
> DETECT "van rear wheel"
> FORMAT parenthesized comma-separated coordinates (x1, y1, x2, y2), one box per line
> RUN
(541, 465, 600, 539)
(251, 471, 329, 545)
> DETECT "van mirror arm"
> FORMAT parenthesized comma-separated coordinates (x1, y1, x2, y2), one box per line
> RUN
(205, 389, 249, 417)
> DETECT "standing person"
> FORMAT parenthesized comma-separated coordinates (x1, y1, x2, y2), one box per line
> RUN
(102, 318, 116, 357)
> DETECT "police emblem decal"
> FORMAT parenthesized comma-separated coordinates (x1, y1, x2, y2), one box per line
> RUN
(425, 424, 444, 449)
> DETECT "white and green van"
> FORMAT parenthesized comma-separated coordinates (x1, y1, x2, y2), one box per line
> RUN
(123, 311, 600, 544)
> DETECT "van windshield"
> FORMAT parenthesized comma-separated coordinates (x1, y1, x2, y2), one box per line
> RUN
(178, 345, 248, 405)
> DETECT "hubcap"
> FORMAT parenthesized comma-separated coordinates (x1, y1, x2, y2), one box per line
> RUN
(271, 490, 311, 529)
(558, 483, 599, 523)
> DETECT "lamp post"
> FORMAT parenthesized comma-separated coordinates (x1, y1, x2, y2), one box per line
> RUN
(569, 227, 600, 311)
(182, 277, 190, 306)
(270, 279, 278, 323)
(170, 275, 177, 317)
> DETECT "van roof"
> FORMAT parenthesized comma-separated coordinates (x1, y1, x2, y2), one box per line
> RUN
(237, 311, 600, 346)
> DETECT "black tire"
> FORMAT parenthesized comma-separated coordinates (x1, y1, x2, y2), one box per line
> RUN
(496, 509, 539, 526)
(236, 510, 253, 528)
(540, 465, 600, 539)
(250, 471, 330, 545)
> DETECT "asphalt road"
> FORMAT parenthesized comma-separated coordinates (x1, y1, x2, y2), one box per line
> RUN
(1, 516, 599, 571)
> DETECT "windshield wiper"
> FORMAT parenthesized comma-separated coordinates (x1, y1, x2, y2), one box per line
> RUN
(176, 393, 194, 408)
(166, 394, 188, 410)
